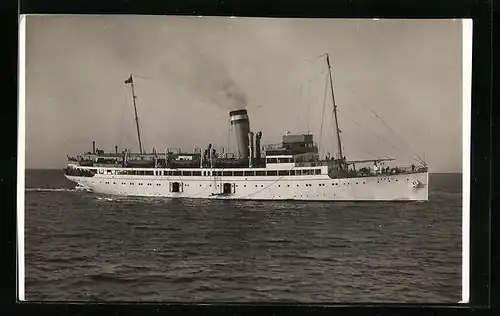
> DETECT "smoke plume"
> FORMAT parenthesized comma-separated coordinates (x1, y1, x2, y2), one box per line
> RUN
(160, 50, 248, 110)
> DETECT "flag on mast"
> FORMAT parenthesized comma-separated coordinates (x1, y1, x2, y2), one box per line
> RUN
(124, 75, 133, 84)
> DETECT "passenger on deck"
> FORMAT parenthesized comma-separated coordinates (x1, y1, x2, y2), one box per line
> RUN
(411, 164, 415, 172)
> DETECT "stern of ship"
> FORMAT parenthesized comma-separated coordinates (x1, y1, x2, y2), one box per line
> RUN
(63, 164, 95, 192)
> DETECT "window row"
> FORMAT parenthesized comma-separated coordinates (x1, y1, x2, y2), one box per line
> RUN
(98, 181, 373, 188)
(92, 168, 323, 176)
(97, 169, 155, 176)
(93, 180, 374, 187)
(266, 158, 294, 164)
(104, 181, 162, 186)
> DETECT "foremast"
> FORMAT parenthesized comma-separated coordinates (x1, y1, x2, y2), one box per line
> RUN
(324, 53, 344, 168)
(125, 74, 144, 154)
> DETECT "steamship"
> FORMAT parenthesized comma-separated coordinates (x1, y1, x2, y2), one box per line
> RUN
(64, 54, 428, 201)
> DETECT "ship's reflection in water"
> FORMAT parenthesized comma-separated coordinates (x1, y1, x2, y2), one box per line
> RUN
(25, 170, 461, 303)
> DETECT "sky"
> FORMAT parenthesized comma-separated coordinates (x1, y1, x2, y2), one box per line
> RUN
(24, 16, 463, 172)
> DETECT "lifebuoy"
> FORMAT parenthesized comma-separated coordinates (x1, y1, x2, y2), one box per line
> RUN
(411, 179, 420, 188)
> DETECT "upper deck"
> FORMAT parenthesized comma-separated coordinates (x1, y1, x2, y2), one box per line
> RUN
(66, 132, 428, 179)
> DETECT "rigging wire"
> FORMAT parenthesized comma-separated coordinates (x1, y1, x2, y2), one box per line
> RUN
(332, 111, 384, 160)
(236, 166, 300, 199)
(302, 53, 331, 64)
(123, 77, 157, 153)
(336, 108, 400, 154)
(318, 71, 330, 155)
(306, 79, 312, 133)
(131, 83, 147, 153)
(337, 110, 428, 163)
(336, 83, 426, 164)
(368, 108, 426, 164)
(130, 73, 154, 80)
(119, 86, 139, 152)
(301, 55, 328, 134)
(118, 91, 128, 152)
(335, 109, 422, 165)
(295, 82, 304, 133)
(227, 118, 231, 157)
(305, 56, 426, 165)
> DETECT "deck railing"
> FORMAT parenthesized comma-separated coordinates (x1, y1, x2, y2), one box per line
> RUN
(351, 164, 428, 176)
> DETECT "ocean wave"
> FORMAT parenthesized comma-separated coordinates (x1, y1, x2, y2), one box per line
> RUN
(96, 197, 116, 202)
(88, 274, 133, 283)
(25, 187, 77, 193)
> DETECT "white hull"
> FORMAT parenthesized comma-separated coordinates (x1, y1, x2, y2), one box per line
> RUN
(65, 171, 428, 201)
